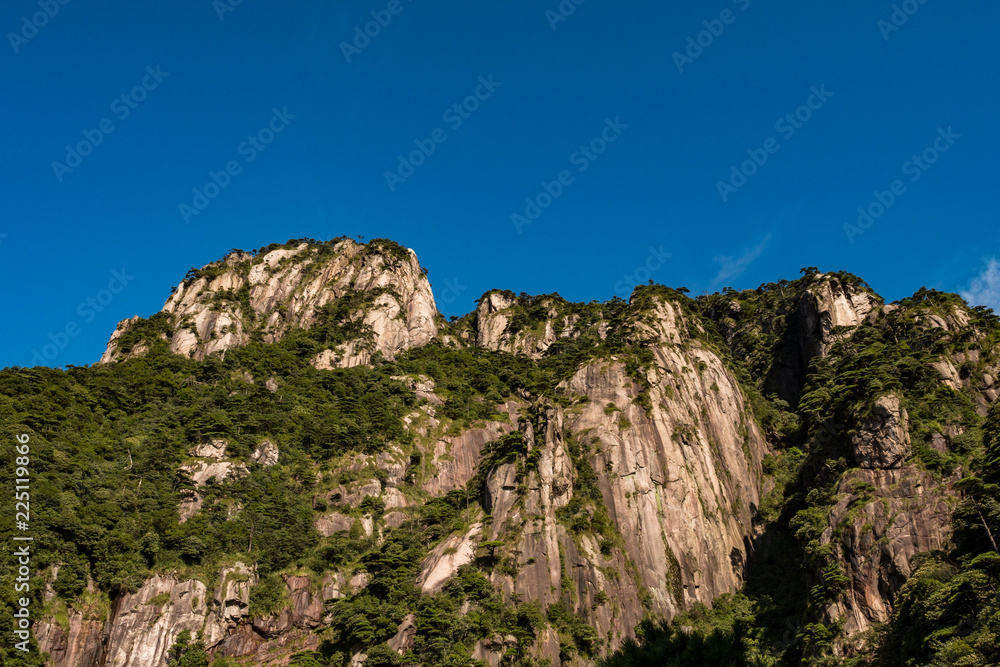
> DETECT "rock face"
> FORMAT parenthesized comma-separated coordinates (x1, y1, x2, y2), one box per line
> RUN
(479, 296, 769, 654)
(771, 275, 881, 404)
(250, 439, 280, 467)
(419, 523, 483, 593)
(33, 604, 104, 667)
(35, 566, 347, 667)
(819, 316, 996, 649)
(851, 395, 910, 469)
(102, 575, 210, 666)
(824, 466, 955, 639)
(472, 292, 584, 358)
(387, 614, 417, 655)
(101, 239, 438, 365)
(800, 276, 880, 359)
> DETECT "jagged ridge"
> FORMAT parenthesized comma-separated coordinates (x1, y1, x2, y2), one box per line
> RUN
(6, 242, 1000, 667)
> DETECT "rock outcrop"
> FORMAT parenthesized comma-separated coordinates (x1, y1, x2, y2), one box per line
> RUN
(824, 466, 955, 639)
(851, 395, 910, 470)
(472, 291, 588, 358)
(419, 523, 483, 593)
(35, 566, 347, 667)
(178, 439, 278, 522)
(799, 275, 880, 360)
(818, 297, 999, 650)
(477, 295, 769, 656)
(101, 239, 438, 365)
(704, 274, 880, 406)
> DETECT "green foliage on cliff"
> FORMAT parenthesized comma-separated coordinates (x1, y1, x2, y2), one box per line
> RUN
(0, 308, 609, 666)
(597, 279, 1000, 667)
(599, 593, 778, 667)
(870, 399, 1000, 667)
(5, 256, 1000, 667)
(166, 630, 210, 667)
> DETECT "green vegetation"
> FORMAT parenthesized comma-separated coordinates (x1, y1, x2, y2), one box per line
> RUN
(0, 281, 667, 666)
(167, 630, 209, 667)
(599, 594, 778, 667)
(4, 251, 1000, 667)
(602, 276, 1000, 666)
(870, 399, 1000, 667)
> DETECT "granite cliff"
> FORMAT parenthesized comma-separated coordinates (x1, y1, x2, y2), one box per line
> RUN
(5, 242, 998, 667)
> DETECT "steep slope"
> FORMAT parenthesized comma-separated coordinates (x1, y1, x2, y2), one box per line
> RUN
(604, 280, 1000, 666)
(468, 291, 768, 663)
(702, 271, 881, 408)
(808, 291, 1000, 655)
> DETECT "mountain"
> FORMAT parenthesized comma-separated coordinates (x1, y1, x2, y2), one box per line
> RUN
(2, 239, 999, 667)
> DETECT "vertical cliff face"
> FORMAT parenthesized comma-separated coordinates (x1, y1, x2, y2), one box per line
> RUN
(823, 464, 955, 640)
(776, 275, 881, 404)
(799, 276, 881, 358)
(805, 294, 1000, 654)
(101, 238, 438, 366)
(35, 566, 350, 667)
(819, 393, 955, 641)
(467, 295, 769, 663)
(568, 298, 766, 611)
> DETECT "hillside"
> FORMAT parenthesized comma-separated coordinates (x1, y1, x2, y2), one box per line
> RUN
(2, 239, 1000, 667)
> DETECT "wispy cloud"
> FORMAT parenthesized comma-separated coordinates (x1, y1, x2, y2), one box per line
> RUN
(961, 258, 1000, 313)
(711, 233, 772, 288)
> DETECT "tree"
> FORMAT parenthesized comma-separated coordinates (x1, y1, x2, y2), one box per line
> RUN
(288, 651, 328, 666)
(167, 630, 209, 667)
(364, 644, 402, 667)
(982, 399, 1000, 484)
(477, 541, 505, 563)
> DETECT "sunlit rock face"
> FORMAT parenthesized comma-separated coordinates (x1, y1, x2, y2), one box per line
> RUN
(101, 239, 438, 366)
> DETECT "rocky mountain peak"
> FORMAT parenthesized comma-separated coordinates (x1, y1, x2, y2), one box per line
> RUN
(101, 238, 439, 366)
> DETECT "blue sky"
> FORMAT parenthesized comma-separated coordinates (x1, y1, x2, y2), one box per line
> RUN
(2, 0, 998, 369)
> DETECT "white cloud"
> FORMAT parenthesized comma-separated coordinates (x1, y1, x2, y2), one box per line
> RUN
(711, 234, 772, 288)
(961, 258, 1000, 313)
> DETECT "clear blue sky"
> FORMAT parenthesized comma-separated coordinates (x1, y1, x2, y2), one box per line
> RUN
(2, 0, 998, 369)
